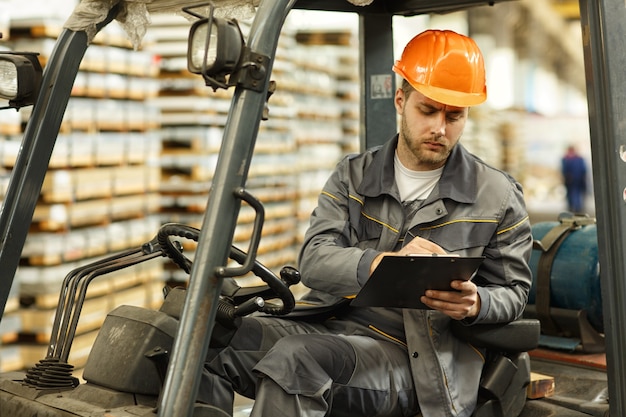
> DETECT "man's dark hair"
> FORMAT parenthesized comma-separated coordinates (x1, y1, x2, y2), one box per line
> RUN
(401, 79, 414, 98)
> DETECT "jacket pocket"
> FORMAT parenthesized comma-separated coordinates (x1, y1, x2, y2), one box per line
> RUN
(351, 211, 387, 251)
(418, 219, 497, 252)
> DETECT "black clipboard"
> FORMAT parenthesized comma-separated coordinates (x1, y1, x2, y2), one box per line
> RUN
(351, 255, 485, 309)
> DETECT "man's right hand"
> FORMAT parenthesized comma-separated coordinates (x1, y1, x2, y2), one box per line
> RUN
(369, 236, 447, 275)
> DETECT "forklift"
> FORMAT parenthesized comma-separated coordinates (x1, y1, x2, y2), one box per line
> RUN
(0, 0, 623, 416)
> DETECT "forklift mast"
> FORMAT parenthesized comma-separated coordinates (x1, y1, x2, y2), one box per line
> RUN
(0, 1, 624, 416)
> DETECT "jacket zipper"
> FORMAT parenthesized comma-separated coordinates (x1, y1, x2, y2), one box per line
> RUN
(427, 314, 457, 415)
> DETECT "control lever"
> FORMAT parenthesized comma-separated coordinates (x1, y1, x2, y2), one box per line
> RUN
(234, 296, 265, 317)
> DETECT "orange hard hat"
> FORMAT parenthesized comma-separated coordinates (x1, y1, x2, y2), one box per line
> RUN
(392, 29, 487, 107)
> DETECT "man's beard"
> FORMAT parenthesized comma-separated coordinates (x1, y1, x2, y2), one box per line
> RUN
(399, 117, 452, 169)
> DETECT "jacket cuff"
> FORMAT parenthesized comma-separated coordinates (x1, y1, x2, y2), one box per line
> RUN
(357, 249, 379, 287)
(462, 286, 490, 325)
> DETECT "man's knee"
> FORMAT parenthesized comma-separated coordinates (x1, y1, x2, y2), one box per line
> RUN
(255, 334, 356, 391)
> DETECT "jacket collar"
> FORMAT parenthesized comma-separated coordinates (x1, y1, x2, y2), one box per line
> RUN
(357, 135, 477, 204)
(357, 135, 398, 198)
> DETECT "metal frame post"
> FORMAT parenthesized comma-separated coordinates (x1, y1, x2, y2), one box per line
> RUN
(156, 1, 297, 415)
(359, 12, 397, 150)
(579, 0, 626, 415)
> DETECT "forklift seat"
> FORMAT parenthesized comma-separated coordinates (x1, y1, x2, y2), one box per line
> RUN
(451, 318, 541, 417)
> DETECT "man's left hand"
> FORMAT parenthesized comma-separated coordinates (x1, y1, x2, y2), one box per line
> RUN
(421, 280, 481, 320)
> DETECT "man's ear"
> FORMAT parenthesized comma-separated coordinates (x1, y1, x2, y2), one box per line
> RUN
(394, 88, 404, 114)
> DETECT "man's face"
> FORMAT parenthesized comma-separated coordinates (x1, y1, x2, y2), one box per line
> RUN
(394, 87, 468, 171)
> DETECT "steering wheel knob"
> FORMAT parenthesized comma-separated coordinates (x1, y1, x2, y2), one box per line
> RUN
(280, 266, 301, 286)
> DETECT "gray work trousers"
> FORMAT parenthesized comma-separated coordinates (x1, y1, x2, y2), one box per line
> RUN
(198, 316, 419, 417)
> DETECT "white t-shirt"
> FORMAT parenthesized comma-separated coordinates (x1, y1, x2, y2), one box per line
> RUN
(394, 152, 444, 202)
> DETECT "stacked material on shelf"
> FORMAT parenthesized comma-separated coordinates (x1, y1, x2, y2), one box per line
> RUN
(146, 14, 299, 287)
(0, 15, 166, 373)
(288, 24, 360, 243)
(0, 284, 22, 373)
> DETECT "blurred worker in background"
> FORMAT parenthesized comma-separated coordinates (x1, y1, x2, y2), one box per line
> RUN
(561, 144, 588, 213)
(200, 29, 533, 417)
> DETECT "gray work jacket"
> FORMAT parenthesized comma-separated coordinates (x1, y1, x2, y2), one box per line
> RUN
(298, 136, 533, 417)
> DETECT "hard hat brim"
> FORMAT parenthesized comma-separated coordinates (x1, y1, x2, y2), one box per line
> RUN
(393, 63, 487, 107)
(412, 82, 487, 107)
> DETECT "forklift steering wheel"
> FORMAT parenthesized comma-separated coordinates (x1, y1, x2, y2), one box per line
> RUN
(156, 223, 300, 319)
